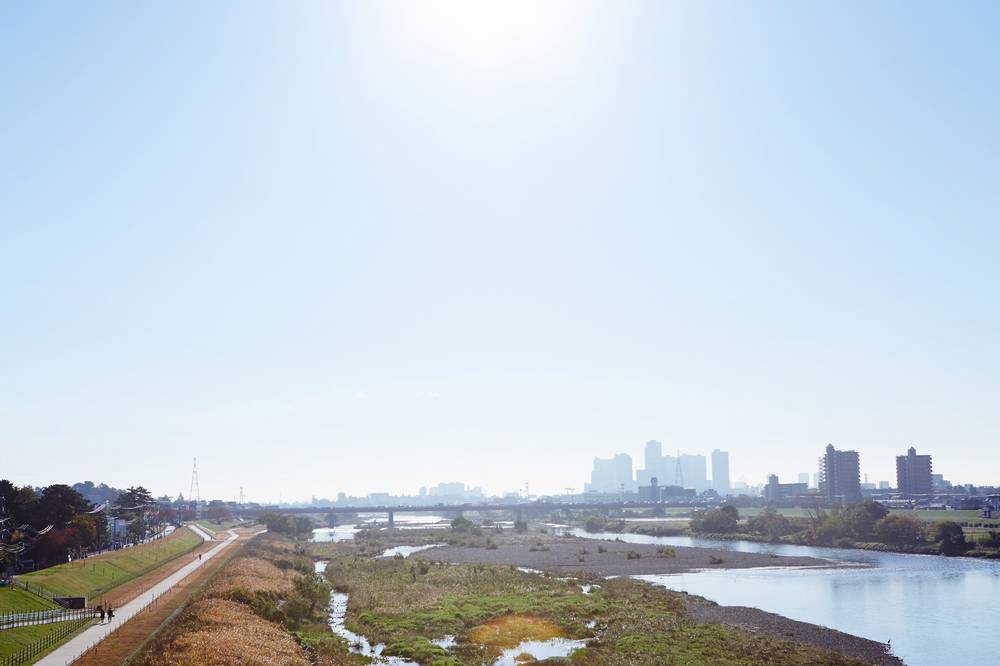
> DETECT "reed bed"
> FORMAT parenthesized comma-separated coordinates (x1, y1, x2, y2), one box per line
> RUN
(138, 598, 308, 665)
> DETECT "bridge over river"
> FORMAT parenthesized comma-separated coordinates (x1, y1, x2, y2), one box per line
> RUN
(240, 501, 706, 528)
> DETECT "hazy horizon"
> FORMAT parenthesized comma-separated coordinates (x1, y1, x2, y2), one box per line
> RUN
(3, 1, 998, 502)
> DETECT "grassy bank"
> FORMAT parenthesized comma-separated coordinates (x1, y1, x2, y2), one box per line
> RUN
(18, 526, 203, 600)
(314, 533, 869, 665)
(0, 586, 58, 613)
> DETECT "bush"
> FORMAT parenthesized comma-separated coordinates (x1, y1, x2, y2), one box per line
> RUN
(584, 515, 608, 533)
(746, 508, 795, 540)
(626, 550, 642, 560)
(931, 521, 969, 555)
(874, 514, 924, 545)
(690, 506, 739, 534)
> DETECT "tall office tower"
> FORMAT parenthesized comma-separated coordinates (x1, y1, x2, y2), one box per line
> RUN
(679, 454, 709, 492)
(586, 457, 617, 493)
(798, 472, 810, 486)
(644, 440, 662, 473)
(613, 453, 635, 492)
(818, 444, 861, 502)
(896, 446, 933, 496)
(711, 449, 730, 494)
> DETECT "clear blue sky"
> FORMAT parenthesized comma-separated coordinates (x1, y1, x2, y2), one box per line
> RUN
(2, 1, 998, 501)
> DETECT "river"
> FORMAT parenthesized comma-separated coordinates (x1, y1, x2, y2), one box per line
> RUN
(570, 529, 1000, 665)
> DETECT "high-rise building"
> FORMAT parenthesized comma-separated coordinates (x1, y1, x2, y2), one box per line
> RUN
(711, 449, 730, 494)
(818, 444, 861, 502)
(614, 453, 635, 492)
(637, 442, 676, 487)
(644, 440, 662, 473)
(896, 446, 933, 496)
(586, 453, 635, 493)
(798, 472, 810, 486)
(679, 454, 708, 492)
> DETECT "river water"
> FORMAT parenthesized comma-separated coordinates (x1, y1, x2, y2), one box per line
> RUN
(571, 529, 1000, 665)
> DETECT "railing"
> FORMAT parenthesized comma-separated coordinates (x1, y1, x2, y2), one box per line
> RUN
(7, 578, 59, 602)
(0, 616, 94, 666)
(0, 607, 96, 631)
(74, 587, 171, 664)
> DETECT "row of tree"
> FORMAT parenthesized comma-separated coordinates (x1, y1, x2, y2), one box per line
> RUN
(1, 480, 174, 571)
(690, 502, 978, 555)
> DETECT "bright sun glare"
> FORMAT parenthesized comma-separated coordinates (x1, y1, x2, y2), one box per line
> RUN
(380, 0, 592, 80)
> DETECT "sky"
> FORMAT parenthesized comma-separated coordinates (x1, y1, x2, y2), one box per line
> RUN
(2, 1, 998, 502)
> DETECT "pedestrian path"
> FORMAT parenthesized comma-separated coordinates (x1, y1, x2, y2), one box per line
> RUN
(187, 523, 215, 541)
(37, 529, 240, 665)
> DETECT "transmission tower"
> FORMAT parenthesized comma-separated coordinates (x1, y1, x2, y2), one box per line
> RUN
(189, 458, 201, 518)
(674, 450, 684, 489)
(238, 486, 245, 505)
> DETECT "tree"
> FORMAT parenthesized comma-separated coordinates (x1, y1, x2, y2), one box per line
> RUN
(873, 514, 924, 546)
(746, 508, 794, 541)
(292, 572, 331, 615)
(931, 521, 968, 555)
(840, 501, 889, 541)
(36, 485, 92, 526)
(691, 507, 739, 534)
(115, 486, 156, 541)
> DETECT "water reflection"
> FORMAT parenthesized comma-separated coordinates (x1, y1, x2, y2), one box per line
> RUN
(573, 529, 1000, 666)
(493, 638, 587, 665)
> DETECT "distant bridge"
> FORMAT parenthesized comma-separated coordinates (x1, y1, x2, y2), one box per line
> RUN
(240, 501, 705, 528)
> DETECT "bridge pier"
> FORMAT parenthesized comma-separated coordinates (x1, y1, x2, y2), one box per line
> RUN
(388, 510, 394, 529)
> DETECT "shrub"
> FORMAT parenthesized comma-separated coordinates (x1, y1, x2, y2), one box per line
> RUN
(626, 550, 642, 560)
(931, 521, 969, 555)
(746, 508, 795, 540)
(873, 514, 924, 545)
(690, 506, 739, 534)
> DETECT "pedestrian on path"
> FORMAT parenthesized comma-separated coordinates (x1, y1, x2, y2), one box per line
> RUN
(97, 605, 105, 623)
(107, 607, 114, 623)
(198, 553, 202, 560)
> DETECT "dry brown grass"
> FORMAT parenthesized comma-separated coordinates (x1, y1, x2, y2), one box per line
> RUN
(204, 557, 294, 599)
(138, 598, 308, 665)
(468, 614, 563, 650)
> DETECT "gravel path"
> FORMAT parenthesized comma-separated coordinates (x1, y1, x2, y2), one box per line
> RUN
(426, 539, 834, 576)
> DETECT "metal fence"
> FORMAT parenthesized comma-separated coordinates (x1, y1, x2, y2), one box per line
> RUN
(0, 607, 96, 631)
(0, 615, 94, 666)
(7, 578, 59, 602)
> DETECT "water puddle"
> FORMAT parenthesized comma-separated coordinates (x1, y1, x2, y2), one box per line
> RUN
(378, 544, 443, 558)
(516, 567, 543, 575)
(580, 584, 599, 594)
(312, 526, 360, 542)
(315, 560, 424, 665)
(493, 638, 587, 665)
(432, 635, 457, 649)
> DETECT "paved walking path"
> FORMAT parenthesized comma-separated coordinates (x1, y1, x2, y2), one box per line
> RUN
(37, 528, 240, 665)
(187, 523, 215, 541)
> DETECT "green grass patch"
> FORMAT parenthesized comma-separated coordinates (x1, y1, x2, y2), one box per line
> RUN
(0, 620, 87, 660)
(0, 587, 58, 613)
(19, 527, 203, 601)
(889, 509, 1000, 525)
(318, 540, 863, 665)
(196, 519, 244, 531)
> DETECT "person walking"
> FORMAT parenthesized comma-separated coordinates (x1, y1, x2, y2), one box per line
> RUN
(107, 607, 115, 623)
(97, 605, 105, 623)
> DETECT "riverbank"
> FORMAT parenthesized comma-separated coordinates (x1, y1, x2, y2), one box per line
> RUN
(674, 591, 902, 666)
(425, 537, 836, 576)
